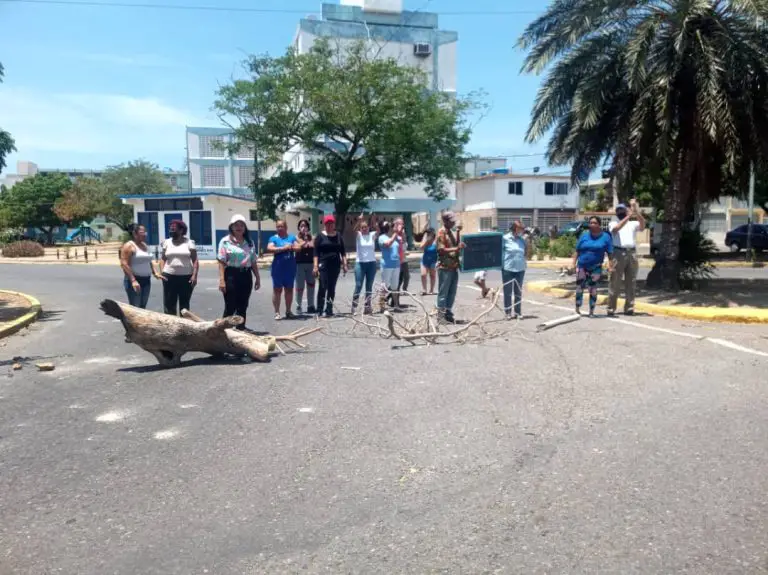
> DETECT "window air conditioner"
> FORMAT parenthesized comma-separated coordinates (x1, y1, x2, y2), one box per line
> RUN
(414, 43, 432, 56)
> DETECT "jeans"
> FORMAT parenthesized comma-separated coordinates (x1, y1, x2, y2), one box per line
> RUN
(502, 270, 525, 316)
(352, 261, 377, 310)
(437, 268, 459, 315)
(317, 260, 341, 315)
(223, 267, 253, 329)
(295, 262, 315, 310)
(608, 248, 639, 313)
(123, 275, 151, 309)
(162, 273, 193, 316)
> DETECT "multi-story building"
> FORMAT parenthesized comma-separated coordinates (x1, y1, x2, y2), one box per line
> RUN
(186, 127, 258, 197)
(455, 171, 581, 233)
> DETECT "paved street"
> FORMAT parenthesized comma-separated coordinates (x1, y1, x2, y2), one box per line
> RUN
(1, 263, 767, 574)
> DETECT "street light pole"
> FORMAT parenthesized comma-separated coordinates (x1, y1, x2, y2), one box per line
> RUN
(747, 162, 755, 258)
(253, 145, 262, 256)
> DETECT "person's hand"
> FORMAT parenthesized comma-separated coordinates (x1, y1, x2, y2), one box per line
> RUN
(131, 279, 140, 293)
(254, 277, 261, 291)
(313, 266, 319, 278)
(458, 242, 466, 249)
(154, 273, 165, 281)
(189, 275, 197, 287)
(342, 264, 348, 275)
(219, 280, 226, 294)
(456, 224, 463, 231)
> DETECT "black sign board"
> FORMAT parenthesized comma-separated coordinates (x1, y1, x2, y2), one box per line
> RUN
(460, 232, 503, 272)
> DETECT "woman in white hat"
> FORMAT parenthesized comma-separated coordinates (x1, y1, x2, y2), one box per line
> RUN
(217, 214, 261, 329)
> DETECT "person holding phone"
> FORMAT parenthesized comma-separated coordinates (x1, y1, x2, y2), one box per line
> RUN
(218, 214, 261, 330)
(294, 219, 316, 315)
(608, 199, 645, 316)
(267, 219, 299, 320)
(313, 215, 347, 318)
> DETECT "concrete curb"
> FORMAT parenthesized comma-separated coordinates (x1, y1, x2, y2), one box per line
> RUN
(526, 260, 766, 270)
(526, 280, 768, 324)
(0, 290, 42, 338)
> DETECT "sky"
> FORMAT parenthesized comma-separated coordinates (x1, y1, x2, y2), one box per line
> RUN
(0, 0, 555, 174)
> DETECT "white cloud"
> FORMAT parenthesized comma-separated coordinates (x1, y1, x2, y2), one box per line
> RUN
(0, 87, 215, 159)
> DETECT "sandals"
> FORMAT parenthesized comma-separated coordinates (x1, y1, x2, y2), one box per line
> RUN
(274, 313, 281, 320)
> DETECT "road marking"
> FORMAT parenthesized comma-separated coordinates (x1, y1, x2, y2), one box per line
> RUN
(153, 429, 179, 440)
(706, 338, 768, 358)
(527, 298, 767, 358)
(298, 407, 315, 413)
(95, 409, 131, 423)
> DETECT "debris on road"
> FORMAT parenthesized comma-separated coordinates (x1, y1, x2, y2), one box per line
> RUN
(536, 314, 581, 332)
(35, 363, 55, 372)
(341, 366, 361, 371)
(12, 363, 22, 370)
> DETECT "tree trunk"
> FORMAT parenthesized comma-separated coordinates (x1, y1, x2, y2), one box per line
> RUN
(646, 149, 694, 290)
(41, 227, 55, 246)
(100, 299, 276, 366)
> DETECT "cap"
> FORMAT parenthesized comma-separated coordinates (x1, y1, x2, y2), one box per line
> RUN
(616, 203, 627, 211)
(323, 215, 336, 224)
(229, 213, 247, 226)
(441, 210, 456, 222)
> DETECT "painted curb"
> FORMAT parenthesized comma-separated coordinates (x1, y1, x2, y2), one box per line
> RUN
(526, 260, 766, 270)
(526, 281, 768, 324)
(0, 290, 42, 338)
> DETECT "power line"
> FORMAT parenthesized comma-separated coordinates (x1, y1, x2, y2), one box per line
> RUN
(0, 0, 542, 15)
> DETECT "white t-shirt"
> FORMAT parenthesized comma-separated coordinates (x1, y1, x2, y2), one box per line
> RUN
(356, 231, 377, 263)
(609, 220, 640, 248)
(162, 238, 196, 275)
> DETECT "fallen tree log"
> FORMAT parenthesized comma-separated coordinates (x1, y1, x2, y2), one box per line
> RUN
(99, 299, 319, 366)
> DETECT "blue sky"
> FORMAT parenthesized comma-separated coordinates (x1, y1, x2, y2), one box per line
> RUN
(0, 0, 554, 173)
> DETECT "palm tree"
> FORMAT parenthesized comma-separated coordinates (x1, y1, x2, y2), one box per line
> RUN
(519, 0, 768, 288)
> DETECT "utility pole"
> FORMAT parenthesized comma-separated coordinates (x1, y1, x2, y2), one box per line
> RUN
(747, 162, 755, 258)
(253, 145, 263, 256)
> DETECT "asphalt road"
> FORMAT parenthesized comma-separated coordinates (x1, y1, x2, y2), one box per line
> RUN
(1, 263, 767, 574)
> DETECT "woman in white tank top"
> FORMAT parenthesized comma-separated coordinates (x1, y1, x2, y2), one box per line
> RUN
(119, 224, 161, 308)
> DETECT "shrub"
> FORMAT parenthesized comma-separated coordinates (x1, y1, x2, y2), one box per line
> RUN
(677, 227, 716, 288)
(2, 240, 45, 258)
(549, 235, 578, 258)
(536, 236, 551, 253)
(0, 229, 23, 246)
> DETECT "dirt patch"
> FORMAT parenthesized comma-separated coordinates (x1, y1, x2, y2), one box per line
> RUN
(549, 279, 768, 309)
(0, 292, 35, 328)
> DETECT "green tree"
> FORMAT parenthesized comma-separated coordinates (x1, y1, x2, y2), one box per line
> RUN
(519, 0, 768, 289)
(53, 177, 106, 224)
(0, 63, 17, 175)
(214, 39, 478, 228)
(0, 173, 71, 244)
(100, 160, 173, 230)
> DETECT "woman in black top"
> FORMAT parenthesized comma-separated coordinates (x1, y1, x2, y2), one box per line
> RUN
(313, 214, 348, 317)
(294, 219, 316, 315)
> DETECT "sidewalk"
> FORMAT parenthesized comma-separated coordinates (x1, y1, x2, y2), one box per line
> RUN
(526, 279, 768, 324)
(0, 290, 42, 338)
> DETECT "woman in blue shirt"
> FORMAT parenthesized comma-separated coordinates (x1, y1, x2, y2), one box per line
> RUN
(267, 219, 299, 320)
(502, 221, 528, 319)
(419, 227, 438, 295)
(572, 216, 614, 317)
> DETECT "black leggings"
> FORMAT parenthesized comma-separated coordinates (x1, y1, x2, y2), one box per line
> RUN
(163, 273, 193, 316)
(223, 267, 253, 329)
(316, 261, 341, 314)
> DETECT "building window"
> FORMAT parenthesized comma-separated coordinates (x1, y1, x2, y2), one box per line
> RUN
(249, 209, 260, 222)
(237, 143, 255, 159)
(168, 176, 178, 187)
(545, 182, 570, 196)
(238, 165, 255, 188)
(479, 217, 494, 231)
(508, 181, 523, 195)
(137, 212, 159, 245)
(189, 210, 213, 246)
(199, 135, 226, 158)
(144, 198, 203, 211)
(201, 166, 226, 187)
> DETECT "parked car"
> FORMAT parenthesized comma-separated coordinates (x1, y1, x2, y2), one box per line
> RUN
(558, 220, 589, 237)
(724, 223, 768, 252)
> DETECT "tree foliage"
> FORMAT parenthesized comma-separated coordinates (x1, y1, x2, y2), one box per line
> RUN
(214, 39, 479, 224)
(54, 177, 107, 224)
(0, 173, 71, 244)
(102, 160, 173, 197)
(0, 63, 17, 175)
(519, 0, 768, 288)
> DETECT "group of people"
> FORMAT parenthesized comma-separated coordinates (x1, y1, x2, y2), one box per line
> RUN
(119, 201, 645, 329)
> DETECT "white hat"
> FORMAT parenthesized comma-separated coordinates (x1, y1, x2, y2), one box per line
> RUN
(229, 213, 247, 226)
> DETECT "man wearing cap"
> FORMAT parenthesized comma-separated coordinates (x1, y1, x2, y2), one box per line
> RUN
(436, 211, 465, 323)
(608, 198, 645, 316)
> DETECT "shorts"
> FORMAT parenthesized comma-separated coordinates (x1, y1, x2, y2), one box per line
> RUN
(474, 271, 487, 281)
(421, 255, 437, 269)
(271, 261, 297, 289)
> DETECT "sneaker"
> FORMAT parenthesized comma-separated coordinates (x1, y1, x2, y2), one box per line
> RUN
(625, 310, 635, 316)
(274, 313, 281, 320)
(307, 306, 317, 315)
(588, 308, 595, 318)
(296, 305, 303, 315)
(607, 311, 615, 317)
(575, 305, 581, 316)
(285, 311, 295, 319)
